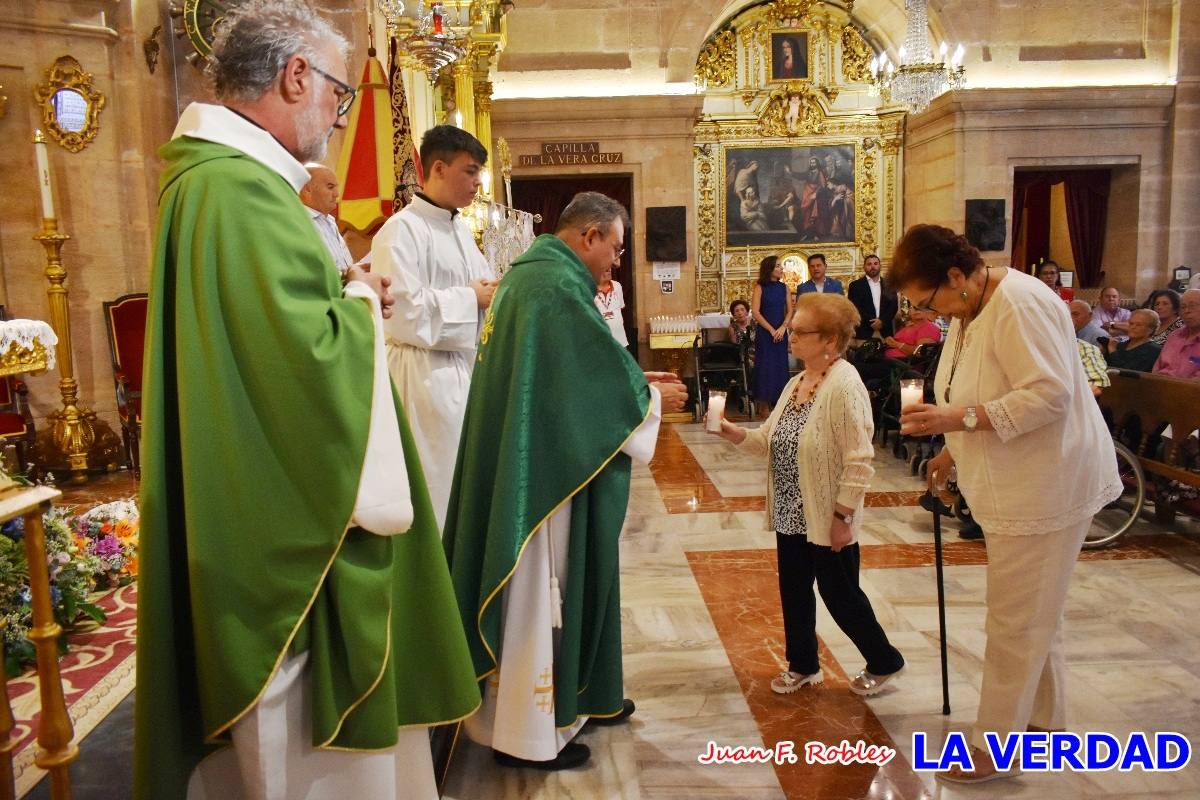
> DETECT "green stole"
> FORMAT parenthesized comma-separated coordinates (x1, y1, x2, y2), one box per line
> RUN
(444, 234, 650, 728)
(134, 138, 479, 799)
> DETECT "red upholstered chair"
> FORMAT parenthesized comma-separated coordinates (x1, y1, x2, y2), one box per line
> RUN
(103, 294, 148, 478)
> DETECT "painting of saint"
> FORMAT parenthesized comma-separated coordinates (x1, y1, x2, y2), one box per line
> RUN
(724, 144, 855, 247)
(770, 32, 808, 81)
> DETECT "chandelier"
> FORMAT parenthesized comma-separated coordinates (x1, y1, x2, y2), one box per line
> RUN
(870, 0, 965, 113)
(380, 1, 467, 78)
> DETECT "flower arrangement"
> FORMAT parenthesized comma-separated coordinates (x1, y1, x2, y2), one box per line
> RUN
(71, 499, 139, 588)
(0, 498, 139, 676)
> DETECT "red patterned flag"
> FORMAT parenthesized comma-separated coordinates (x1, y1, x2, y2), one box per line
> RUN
(390, 38, 421, 212)
(335, 52, 395, 232)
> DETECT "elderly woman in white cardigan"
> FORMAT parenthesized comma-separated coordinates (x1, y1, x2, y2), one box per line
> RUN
(893, 224, 1121, 785)
(711, 292, 905, 697)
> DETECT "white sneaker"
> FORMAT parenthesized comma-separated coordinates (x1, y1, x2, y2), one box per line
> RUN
(770, 670, 823, 694)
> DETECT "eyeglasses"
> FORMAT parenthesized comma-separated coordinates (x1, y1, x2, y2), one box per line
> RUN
(911, 284, 941, 314)
(615, 248, 626, 258)
(791, 329, 823, 337)
(312, 66, 357, 117)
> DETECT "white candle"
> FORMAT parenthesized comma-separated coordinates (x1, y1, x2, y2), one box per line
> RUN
(706, 392, 726, 432)
(34, 132, 56, 220)
(899, 378, 924, 435)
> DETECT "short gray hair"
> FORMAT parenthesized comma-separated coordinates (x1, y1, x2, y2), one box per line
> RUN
(207, 1, 349, 102)
(555, 192, 630, 238)
(1129, 308, 1159, 329)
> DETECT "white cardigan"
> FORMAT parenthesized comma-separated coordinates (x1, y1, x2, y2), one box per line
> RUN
(739, 359, 875, 546)
(936, 269, 1122, 535)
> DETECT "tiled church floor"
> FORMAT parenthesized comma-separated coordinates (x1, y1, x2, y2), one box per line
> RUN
(444, 422, 1200, 800)
(27, 426, 1200, 798)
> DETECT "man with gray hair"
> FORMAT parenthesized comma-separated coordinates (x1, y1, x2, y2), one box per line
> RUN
(445, 192, 687, 770)
(134, 2, 479, 798)
(300, 162, 354, 275)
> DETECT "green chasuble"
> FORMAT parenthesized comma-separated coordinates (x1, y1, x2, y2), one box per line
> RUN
(135, 137, 479, 799)
(444, 234, 651, 728)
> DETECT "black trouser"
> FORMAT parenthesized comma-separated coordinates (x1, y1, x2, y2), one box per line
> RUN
(776, 532, 905, 677)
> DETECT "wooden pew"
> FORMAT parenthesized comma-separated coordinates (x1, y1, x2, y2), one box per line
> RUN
(1099, 370, 1200, 522)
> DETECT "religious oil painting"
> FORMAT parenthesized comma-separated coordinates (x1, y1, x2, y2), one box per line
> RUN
(724, 144, 856, 247)
(769, 31, 809, 81)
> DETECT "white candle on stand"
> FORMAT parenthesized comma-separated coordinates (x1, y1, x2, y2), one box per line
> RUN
(34, 131, 56, 220)
(706, 392, 727, 432)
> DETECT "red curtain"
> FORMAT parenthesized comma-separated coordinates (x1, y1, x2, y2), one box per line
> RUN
(1062, 171, 1110, 289)
(1011, 169, 1110, 288)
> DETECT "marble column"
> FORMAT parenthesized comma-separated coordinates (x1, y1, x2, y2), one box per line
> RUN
(1168, 0, 1200, 271)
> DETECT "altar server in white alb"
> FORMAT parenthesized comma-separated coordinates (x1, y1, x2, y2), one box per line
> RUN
(370, 125, 497, 530)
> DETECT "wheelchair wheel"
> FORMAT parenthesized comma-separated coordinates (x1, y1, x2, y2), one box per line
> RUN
(1084, 441, 1145, 549)
(918, 458, 930, 479)
(909, 452, 922, 475)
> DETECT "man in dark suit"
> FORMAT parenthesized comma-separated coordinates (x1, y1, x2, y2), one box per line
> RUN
(847, 254, 898, 340)
(794, 253, 844, 297)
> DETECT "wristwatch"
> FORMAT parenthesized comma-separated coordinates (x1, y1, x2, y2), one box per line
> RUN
(963, 406, 979, 433)
(833, 509, 855, 525)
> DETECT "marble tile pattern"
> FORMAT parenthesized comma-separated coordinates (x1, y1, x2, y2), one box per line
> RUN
(439, 421, 1200, 799)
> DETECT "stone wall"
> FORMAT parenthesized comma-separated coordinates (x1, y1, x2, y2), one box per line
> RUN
(492, 94, 703, 362)
(903, 86, 1176, 297)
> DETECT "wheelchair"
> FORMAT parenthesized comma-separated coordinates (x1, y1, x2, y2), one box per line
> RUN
(692, 329, 754, 421)
(854, 341, 945, 477)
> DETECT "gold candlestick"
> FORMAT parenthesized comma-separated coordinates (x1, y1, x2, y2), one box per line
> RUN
(32, 217, 121, 484)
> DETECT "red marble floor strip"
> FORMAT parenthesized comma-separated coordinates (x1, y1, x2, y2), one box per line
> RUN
(649, 425, 924, 513)
(686, 549, 933, 800)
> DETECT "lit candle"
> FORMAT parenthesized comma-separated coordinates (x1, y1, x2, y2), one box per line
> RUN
(899, 378, 924, 434)
(454, 109, 463, 128)
(746, 244, 751, 269)
(33, 131, 56, 220)
(706, 391, 727, 432)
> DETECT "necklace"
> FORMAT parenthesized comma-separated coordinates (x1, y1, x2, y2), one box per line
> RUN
(943, 267, 991, 404)
(792, 359, 838, 407)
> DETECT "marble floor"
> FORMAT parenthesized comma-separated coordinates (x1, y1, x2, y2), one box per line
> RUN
(443, 422, 1200, 800)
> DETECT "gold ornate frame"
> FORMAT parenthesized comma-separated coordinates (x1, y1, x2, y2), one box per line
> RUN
(721, 141, 860, 249)
(767, 29, 815, 83)
(33, 56, 106, 153)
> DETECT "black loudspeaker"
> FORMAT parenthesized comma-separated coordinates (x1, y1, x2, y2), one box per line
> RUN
(646, 206, 687, 262)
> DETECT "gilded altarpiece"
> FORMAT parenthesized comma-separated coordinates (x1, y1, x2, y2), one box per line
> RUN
(692, 0, 905, 311)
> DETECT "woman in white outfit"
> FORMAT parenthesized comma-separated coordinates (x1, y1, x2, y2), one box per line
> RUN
(892, 224, 1121, 784)
(711, 293, 905, 698)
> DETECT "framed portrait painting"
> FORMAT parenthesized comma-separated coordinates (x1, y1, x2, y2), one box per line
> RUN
(770, 31, 809, 81)
(724, 144, 856, 247)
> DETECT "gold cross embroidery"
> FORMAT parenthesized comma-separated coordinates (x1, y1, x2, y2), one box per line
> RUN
(534, 667, 554, 714)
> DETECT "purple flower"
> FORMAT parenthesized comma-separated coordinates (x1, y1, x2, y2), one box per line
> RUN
(93, 534, 122, 558)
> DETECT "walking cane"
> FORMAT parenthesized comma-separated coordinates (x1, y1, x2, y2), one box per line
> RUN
(920, 489, 952, 715)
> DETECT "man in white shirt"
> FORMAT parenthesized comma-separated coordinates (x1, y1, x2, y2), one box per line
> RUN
(370, 125, 497, 531)
(300, 163, 354, 275)
(847, 253, 897, 341)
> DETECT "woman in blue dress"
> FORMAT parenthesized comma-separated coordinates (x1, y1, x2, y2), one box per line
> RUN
(752, 255, 794, 414)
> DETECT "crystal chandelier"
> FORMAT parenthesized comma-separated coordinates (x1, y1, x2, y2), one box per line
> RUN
(870, 0, 965, 113)
(381, 0, 467, 78)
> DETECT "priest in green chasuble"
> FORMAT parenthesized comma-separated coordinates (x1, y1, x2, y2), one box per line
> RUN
(133, 3, 479, 798)
(444, 192, 689, 770)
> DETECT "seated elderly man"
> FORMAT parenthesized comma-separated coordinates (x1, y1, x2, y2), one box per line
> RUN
(1077, 338, 1110, 397)
(1106, 308, 1162, 372)
(1153, 289, 1200, 379)
(1092, 286, 1131, 340)
(1070, 300, 1107, 347)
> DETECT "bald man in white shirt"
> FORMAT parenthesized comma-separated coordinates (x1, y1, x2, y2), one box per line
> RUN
(301, 163, 354, 276)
